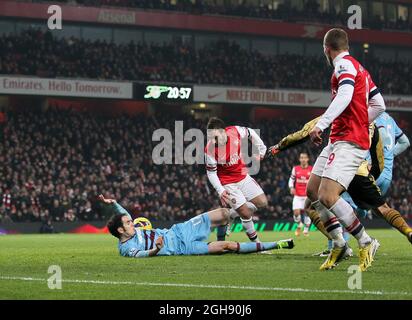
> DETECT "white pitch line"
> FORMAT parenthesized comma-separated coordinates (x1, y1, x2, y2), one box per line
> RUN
(0, 276, 410, 297)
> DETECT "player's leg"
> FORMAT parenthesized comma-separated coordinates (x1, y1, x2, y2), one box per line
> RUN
(319, 142, 379, 271)
(236, 203, 260, 242)
(241, 175, 268, 242)
(348, 174, 412, 244)
(307, 145, 348, 260)
(292, 195, 304, 236)
(303, 214, 311, 236)
(224, 178, 261, 242)
(306, 198, 336, 257)
(374, 204, 412, 244)
(212, 207, 230, 241)
(178, 209, 230, 255)
(207, 239, 294, 254)
(375, 174, 392, 196)
(318, 178, 364, 241)
(294, 196, 310, 236)
(305, 197, 332, 240)
(207, 208, 230, 227)
(306, 147, 348, 260)
(214, 183, 249, 241)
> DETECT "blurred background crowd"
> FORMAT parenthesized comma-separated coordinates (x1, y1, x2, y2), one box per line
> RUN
(31, 0, 412, 32)
(1, 108, 411, 223)
(1, 0, 411, 225)
(0, 29, 411, 95)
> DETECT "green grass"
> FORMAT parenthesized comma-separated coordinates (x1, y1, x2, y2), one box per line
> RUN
(0, 230, 411, 300)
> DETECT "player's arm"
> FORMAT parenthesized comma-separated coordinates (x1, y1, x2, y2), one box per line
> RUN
(288, 167, 296, 195)
(311, 59, 356, 144)
(237, 126, 267, 159)
(368, 88, 386, 123)
(394, 134, 410, 157)
(266, 117, 320, 158)
(125, 237, 164, 258)
(205, 153, 231, 206)
(393, 121, 410, 157)
(98, 194, 131, 218)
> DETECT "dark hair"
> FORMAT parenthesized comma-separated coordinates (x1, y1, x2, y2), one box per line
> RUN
(324, 28, 349, 51)
(107, 214, 126, 239)
(300, 152, 309, 157)
(207, 117, 226, 130)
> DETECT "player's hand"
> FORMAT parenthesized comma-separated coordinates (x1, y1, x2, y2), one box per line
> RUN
(309, 127, 323, 146)
(290, 188, 296, 196)
(155, 236, 164, 250)
(265, 145, 280, 159)
(219, 190, 231, 207)
(98, 194, 116, 204)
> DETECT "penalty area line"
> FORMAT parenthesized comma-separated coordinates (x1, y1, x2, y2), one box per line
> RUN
(0, 276, 410, 297)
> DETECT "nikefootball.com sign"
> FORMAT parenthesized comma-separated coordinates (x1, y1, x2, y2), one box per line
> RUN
(194, 85, 330, 107)
(194, 85, 412, 110)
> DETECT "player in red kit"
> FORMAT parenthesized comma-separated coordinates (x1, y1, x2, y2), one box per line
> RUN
(307, 29, 386, 271)
(205, 117, 268, 243)
(289, 152, 312, 237)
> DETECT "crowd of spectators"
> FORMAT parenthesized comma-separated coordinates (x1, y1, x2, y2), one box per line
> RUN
(1, 29, 411, 95)
(32, 0, 412, 33)
(0, 107, 411, 223)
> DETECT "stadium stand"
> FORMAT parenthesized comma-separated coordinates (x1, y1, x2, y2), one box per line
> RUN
(0, 29, 411, 95)
(32, 0, 412, 32)
(1, 107, 411, 223)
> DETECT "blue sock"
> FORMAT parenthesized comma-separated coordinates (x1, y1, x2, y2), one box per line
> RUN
(343, 231, 350, 242)
(237, 242, 277, 253)
(216, 226, 227, 241)
(327, 239, 333, 250)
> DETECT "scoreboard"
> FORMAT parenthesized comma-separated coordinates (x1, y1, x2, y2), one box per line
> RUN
(135, 83, 193, 102)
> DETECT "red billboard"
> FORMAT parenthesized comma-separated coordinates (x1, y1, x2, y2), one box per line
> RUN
(1, 1, 412, 47)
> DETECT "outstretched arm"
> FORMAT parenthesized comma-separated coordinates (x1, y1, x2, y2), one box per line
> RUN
(98, 194, 131, 218)
(266, 117, 320, 158)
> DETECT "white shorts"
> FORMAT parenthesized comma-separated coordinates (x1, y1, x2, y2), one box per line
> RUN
(292, 196, 306, 211)
(312, 141, 368, 190)
(223, 175, 264, 210)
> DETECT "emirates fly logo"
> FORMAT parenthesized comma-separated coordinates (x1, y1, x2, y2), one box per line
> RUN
(223, 154, 241, 167)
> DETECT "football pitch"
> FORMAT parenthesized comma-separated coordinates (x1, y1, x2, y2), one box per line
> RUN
(1, 230, 411, 300)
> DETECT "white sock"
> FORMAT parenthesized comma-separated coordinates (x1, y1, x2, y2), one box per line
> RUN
(241, 217, 259, 242)
(303, 216, 311, 232)
(304, 215, 311, 227)
(293, 214, 302, 224)
(329, 198, 372, 247)
(312, 200, 345, 247)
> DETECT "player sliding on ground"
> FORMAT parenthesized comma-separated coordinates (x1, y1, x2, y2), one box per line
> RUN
(100, 195, 294, 258)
